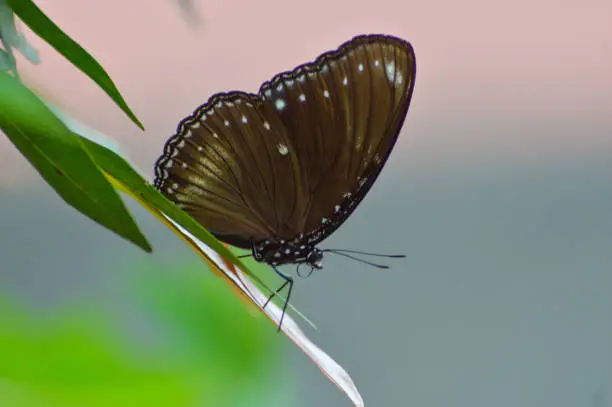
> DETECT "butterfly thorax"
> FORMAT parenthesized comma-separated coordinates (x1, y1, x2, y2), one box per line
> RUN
(251, 237, 323, 269)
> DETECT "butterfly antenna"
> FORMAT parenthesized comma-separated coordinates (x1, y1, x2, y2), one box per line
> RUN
(324, 248, 405, 258)
(323, 250, 390, 269)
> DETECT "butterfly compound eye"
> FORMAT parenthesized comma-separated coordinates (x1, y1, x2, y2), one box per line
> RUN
(307, 249, 324, 269)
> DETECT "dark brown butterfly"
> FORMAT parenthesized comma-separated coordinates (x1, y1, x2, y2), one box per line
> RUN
(154, 34, 416, 323)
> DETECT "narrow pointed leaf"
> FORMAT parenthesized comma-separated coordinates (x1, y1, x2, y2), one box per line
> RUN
(173, 220, 365, 407)
(0, 72, 151, 252)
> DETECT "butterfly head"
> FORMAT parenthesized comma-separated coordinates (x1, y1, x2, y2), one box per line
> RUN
(306, 247, 324, 269)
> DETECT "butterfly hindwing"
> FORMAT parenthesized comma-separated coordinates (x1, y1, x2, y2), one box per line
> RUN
(155, 93, 300, 247)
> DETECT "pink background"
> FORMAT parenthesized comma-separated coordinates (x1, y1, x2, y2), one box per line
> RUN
(2, 0, 610, 186)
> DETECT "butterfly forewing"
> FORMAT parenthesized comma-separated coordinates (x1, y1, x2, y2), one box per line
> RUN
(154, 34, 415, 251)
(258, 35, 415, 243)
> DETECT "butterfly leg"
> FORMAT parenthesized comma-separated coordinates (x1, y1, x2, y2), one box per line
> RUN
(264, 265, 294, 331)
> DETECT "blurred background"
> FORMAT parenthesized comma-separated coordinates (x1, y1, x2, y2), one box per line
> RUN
(1, 0, 611, 406)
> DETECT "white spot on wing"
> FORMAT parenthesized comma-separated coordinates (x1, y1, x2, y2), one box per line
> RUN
(343, 76, 348, 86)
(386, 62, 402, 85)
(298, 94, 306, 102)
(358, 63, 364, 72)
(277, 143, 289, 156)
(197, 146, 203, 152)
(242, 115, 248, 124)
(181, 162, 188, 169)
(191, 121, 201, 129)
(275, 99, 286, 111)
(374, 60, 380, 67)
(224, 120, 230, 127)
(276, 83, 283, 92)
(323, 90, 330, 98)
(263, 121, 271, 130)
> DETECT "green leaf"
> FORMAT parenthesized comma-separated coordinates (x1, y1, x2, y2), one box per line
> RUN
(0, 72, 151, 252)
(6, 0, 144, 130)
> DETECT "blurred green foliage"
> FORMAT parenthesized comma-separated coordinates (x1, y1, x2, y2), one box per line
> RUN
(0, 264, 291, 407)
